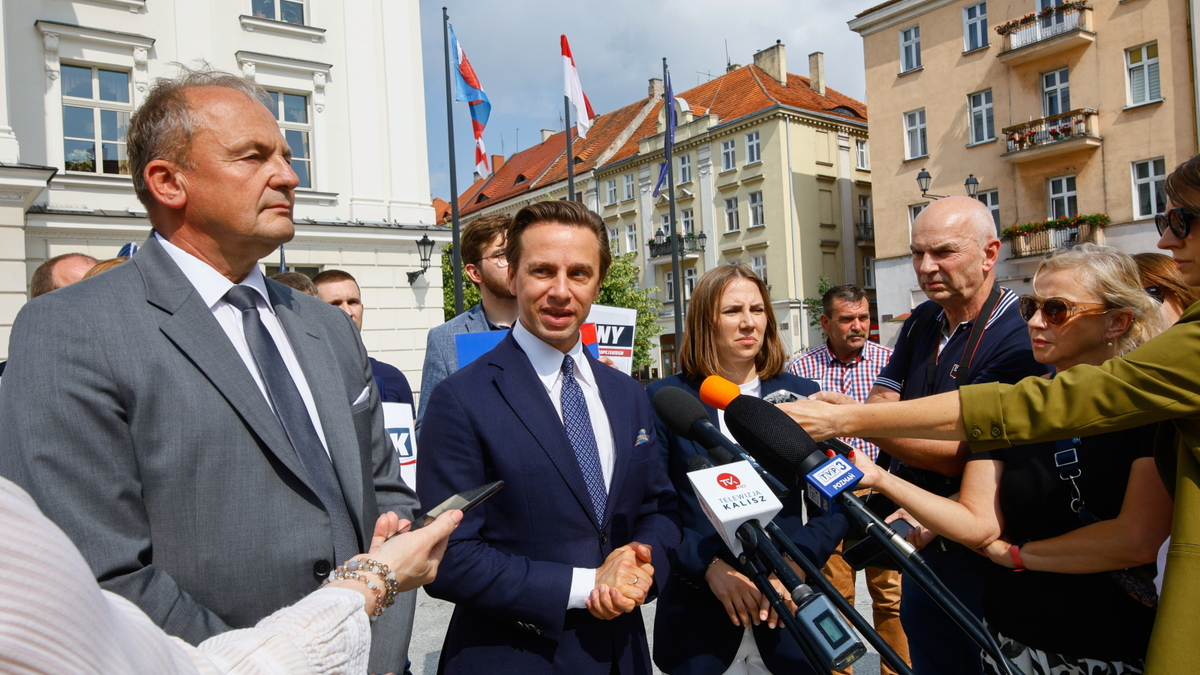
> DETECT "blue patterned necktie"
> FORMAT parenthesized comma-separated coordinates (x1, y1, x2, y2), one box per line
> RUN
(224, 285, 360, 565)
(560, 355, 607, 521)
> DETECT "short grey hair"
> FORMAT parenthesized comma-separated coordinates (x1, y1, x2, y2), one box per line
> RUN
(127, 64, 272, 210)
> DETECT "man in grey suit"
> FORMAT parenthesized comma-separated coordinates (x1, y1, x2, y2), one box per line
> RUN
(0, 69, 418, 673)
(417, 213, 516, 425)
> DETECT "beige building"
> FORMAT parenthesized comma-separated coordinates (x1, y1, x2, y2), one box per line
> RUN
(457, 43, 874, 374)
(0, 0, 445, 389)
(850, 0, 1196, 342)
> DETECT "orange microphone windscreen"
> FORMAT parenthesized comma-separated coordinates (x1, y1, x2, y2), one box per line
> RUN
(699, 375, 741, 410)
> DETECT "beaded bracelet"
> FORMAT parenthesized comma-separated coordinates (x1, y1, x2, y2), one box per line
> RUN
(346, 558, 401, 610)
(329, 569, 386, 618)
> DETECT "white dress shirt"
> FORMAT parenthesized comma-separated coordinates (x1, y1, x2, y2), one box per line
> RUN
(510, 320, 616, 610)
(156, 233, 331, 457)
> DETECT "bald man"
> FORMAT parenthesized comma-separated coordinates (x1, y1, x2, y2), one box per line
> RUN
(813, 197, 1048, 675)
(30, 253, 98, 299)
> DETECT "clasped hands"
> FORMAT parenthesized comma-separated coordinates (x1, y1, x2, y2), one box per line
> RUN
(586, 542, 654, 620)
(705, 557, 804, 630)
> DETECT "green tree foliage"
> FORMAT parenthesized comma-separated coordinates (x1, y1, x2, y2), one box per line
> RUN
(803, 275, 834, 334)
(441, 243, 481, 323)
(597, 253, 661, 369)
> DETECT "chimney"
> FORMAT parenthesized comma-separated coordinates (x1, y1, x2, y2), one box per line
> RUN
(809, 51, 826, 96)
(491, 154, 505, 172)
(649, 77, 664, 99)
(541, 129, 554, 143)
(753, 40, 787, 86)
(726, 62, 741, 74)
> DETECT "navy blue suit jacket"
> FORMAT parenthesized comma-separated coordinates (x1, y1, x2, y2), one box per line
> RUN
(645, 373, 849, 675)
(418, 333, 681, 675)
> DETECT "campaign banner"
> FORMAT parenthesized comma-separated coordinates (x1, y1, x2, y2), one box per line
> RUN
(383, 401, 417, 489)
(584, 304, 637, 375)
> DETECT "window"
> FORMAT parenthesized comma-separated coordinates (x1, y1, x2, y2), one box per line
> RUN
(855, 139, 869, 170)
(606, 179, 617, 205)
(968, 90, 995, 144)
(1127, 43, 1161, 106)
(626, 223, 637, 254)
(900, 25, 922, 73)
(749, 191, 765, 228)
(904, 109, 927, 159)
(859, 195, 872, 225)
(963, 3, 988, 52)
(265, 90, 312, 188)
(1043, 68, 1070, 117)
(725, 197, 740, 232)
(665, 271, 675, 302)
(722, 140, 736, 171)
(863, 256, 876, 289)
(751, 255, 768, 284)
(909, 203, 926, 225)
(609, 228, 620, 254)
(746, 131, 761, 165)
(682, 208, 695, 235)
(252, 0, 305, 24)
(679, 154, 691, 183)
(623, 173, 635, 200)
(684, 268, 696, 300)
(1048, 175, 1078, 219)
(977, 190, 1000, 232)
(661, 213, 671, 232)
(1133, 158, 1167, 218)
(61, 64, 132, 175)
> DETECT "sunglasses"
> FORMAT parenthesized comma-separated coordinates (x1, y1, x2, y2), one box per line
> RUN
(1156, 207, 1198, 240)
(1144, 286, 1166, 304)
(1018, 295, 1111, 326)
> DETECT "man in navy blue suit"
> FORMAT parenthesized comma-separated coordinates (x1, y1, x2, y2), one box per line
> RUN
(418, 200, 681, 675)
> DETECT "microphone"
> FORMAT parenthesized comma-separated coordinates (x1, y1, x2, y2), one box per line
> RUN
(652, 386, 787, 495)
(683, 448, 783, 557)
(700, 375, 858, 457)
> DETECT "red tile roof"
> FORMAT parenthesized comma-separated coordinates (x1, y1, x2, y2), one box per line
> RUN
(432, 197, 451, 224)
(452, 63, 867, 211)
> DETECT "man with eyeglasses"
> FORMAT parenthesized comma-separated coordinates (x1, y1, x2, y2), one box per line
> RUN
(807, 196, 1047, 675)
(418, 213, 518, 428)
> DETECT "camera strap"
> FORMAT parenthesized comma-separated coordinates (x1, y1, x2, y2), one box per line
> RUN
(924, 285, 1002, 397)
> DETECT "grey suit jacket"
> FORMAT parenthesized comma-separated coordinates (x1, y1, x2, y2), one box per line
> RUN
(0, 236, 419, 671)
(417, 302, 492, 425)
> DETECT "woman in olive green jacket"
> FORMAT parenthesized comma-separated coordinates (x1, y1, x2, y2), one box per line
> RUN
(778, 154, 1200, 675)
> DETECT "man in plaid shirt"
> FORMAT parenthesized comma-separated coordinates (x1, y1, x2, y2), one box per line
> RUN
(787, 284, 908, 675)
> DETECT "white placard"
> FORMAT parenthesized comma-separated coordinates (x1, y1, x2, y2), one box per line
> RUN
(688, 460, 783, 556)
(585, 304, 638, 376)
(382, 402, 417, 490)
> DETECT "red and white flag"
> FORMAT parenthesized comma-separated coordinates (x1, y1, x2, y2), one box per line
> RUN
(561, 35, 597, 139)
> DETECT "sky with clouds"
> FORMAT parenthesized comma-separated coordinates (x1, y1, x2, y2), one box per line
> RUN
(419, 0, 882, 203)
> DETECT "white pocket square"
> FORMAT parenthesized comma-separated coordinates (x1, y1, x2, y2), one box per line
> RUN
(352, 386, 370, 406)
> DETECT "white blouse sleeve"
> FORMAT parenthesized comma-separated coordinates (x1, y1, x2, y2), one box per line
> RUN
(0, 478, 370, 675)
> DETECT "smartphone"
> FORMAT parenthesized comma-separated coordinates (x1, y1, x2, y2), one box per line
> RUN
(422, 480, 504, 526)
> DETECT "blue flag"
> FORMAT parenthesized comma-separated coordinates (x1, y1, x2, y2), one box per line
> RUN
(652, 70, 676, 198)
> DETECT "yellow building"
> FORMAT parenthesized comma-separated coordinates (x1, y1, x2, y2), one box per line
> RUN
(850, 0, 1197, 342)
(458, 42, 874, 374)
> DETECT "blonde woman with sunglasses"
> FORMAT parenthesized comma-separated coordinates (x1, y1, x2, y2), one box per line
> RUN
(778, 155, 1200, 675)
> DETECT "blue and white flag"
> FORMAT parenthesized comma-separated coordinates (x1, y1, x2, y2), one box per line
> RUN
(449, 24, 492, 178)
(652, 70, 676, 198)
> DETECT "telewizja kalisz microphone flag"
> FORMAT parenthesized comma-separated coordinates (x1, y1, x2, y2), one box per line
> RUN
(652, 70, 675, 198)
(449, 23, 491, 178)
(561, 34, 597, 139)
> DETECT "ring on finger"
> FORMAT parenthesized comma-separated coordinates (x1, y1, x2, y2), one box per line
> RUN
(631, 576, 639, 586)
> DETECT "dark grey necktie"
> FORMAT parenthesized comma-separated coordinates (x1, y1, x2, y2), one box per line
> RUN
(224, 285, 360, 565)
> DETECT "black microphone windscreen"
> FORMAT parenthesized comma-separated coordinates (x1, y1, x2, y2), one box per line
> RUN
(687, 455, 714, 472)
(653, 386, 709, 441)
(725, 395, 822, 481)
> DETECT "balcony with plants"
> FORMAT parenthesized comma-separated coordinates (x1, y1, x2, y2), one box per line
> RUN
(996, 1, 1094, 65)
(1001, 108, 1100, 163)
(647, 230, 707, 261)
(1001, 213, 1108, 259)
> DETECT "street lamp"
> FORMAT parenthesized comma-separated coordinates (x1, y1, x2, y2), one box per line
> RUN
(407, 234, 436, 284)
(916, 168, 981, 200)
(696, 231, 707, 252)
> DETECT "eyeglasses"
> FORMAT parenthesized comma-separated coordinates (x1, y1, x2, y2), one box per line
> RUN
(1018, 295, 1111, 326)
(472, 252, 509, 268)
(1155, 207, 1198, 240)
(1144, 286, 1166, 304)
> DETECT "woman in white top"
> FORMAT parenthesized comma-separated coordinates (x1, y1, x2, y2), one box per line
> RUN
(0, 476, 460, 675)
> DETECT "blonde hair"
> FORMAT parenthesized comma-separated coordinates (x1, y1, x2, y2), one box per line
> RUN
(82, 257, 129, 279)
(1033, 244, 1168, 355)
(678, 263, 787, 380)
